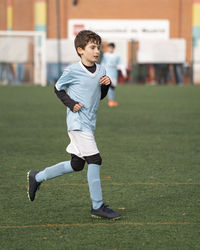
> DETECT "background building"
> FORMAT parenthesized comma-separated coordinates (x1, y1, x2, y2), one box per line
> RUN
(0, 0, 199, 85)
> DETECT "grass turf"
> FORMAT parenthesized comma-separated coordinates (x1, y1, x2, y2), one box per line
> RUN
(0, 84, 200, 250)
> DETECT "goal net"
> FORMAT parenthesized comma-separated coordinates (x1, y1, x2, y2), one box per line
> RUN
(0, 31, 46, 86)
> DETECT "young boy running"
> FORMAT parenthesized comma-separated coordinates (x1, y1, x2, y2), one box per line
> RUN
(27, 30, 121, 220)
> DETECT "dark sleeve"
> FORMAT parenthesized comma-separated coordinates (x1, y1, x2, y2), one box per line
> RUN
(54, 86, 78, 111)
(100, 84, 110, 100)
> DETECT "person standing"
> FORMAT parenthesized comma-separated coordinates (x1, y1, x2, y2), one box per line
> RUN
(101, 43, 127, 107)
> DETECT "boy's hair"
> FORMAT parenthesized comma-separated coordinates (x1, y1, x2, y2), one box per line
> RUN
(74, 30, 102, 57)
(108, 43, 115, 48)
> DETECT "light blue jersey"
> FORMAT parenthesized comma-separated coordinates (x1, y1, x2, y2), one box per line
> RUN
(55, 61, 106, 132)
(101, 52, 121, 81)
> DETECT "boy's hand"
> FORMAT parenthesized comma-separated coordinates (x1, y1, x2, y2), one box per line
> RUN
(99, 76, 111, 85)
(73, 103, 83, 112)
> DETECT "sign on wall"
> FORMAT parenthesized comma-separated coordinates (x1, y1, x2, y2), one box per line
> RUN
(68, 19, 169, 40)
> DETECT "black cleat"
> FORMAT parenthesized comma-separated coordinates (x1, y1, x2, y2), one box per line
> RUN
(27, 170, 41, 201)
(91, 203, 121, 220)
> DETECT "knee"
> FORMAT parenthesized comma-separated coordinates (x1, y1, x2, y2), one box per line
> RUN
(71, 154, 85, 171)
(84, 153, 102, 165)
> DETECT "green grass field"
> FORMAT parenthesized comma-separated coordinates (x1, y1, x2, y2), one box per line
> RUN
(0, 84, 200, 250)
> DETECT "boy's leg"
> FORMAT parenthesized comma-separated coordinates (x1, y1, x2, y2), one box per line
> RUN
(85, 154, 121, 219)
(27, 155, 85, 201)
(35, 161, 74, 182)
(108, 85, 118, 107)
(66, 131, 121, 219)
(27, 161, 74, 201)
(108, 86, 115, 101)
(87, 163, 103, 210)
(85, 154, 103, 209)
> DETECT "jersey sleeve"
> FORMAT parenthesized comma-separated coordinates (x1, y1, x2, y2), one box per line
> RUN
(54, 86, 78, 111)
(55, 67, 72, 91)
(101, 84, 110, 100)
(100, 65, 110, 100)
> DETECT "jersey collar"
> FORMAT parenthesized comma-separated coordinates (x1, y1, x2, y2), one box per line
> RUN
(79, 61, 99, 77)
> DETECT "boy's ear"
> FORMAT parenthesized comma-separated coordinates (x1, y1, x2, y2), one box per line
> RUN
(77, 47, 83, 55)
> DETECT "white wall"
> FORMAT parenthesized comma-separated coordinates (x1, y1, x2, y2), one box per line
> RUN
(193, 39, 200, 84)
(46, 39, 79, 63)
(137, 39, 186, 63)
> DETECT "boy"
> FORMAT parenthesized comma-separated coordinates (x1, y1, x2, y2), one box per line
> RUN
(27, 30, 121, 220)
(101, 43, 127, 107)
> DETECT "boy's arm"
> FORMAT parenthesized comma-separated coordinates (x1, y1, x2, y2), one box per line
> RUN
(100, 84, 110, 100)
(54, 86, 78, 111)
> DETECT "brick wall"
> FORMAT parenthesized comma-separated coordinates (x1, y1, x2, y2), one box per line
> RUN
(13, 0, 34, 31)
(0, 0, 193, 61)
(0, 0, 7, 30)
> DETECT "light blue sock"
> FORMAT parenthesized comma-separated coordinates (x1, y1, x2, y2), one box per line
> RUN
(35, 161, 74, 182)
(108, 87, 115, 100)
(87, 164, 103, 210)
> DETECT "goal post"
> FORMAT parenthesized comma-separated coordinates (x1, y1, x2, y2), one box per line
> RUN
(0, 30, 46, 86)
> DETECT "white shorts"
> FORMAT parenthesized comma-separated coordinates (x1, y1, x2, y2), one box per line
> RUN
(66, 131, 99, 159)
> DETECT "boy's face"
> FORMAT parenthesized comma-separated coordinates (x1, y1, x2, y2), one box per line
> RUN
(77, 41, 100, 66)
(107, 46, 114, 53)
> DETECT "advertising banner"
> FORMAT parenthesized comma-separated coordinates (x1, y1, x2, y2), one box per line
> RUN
(68, 19, 169, 40)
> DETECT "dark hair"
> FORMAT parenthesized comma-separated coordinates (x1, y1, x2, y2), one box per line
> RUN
(108, 43, 115, 48)
(74, 30, 102, 57)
